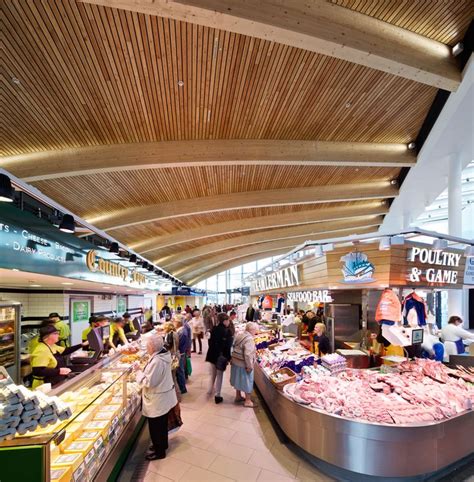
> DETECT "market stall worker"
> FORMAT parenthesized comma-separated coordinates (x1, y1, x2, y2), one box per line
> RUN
(313, 322, 331, 357)
(28, 318, 57, 354)
(441, 316, 474, 359)
(48, 312, 70, 348)
(31, 325, 86, 389)
(82, 315, 99, 342)
(122, 312, 136, 334)
(109, 317, 129, 349)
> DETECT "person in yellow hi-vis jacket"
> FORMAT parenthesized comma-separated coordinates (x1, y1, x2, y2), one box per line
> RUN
(48, 312, 70, 348)
(31, 325, 86, 389)
(109, 317, 129, 350)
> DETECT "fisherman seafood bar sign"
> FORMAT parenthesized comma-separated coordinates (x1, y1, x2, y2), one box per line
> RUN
(251, 265, 299, 292)
(408, 247, 462, 284)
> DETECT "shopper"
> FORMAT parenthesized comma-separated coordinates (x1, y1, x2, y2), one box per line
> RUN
(441, 316, 474, 359)
(202, 305, 214, 332)
(31, 325, 86, 389)
(48, 312, 70, 347)
(109, 317, 129, 349)
(206, 312, 233, 404)
(160, 303, 171, 320)
(163, 322, 181, 400)
(228, 310, 237, 336)
(190, 309, 205, 354)
(135, 335, 177, 460)
(173, 317, 188, 394)
(230, 322, 259, 408)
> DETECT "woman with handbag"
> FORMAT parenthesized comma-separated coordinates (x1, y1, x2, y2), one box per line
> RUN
(205, 312, 233, 404)
(134, 335, 177, 460)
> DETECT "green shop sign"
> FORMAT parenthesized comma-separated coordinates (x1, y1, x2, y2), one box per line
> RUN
(72, 300, 91, 323)
(0, 204, 160, 291)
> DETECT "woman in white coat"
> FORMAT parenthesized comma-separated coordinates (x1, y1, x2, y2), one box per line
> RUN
(135, 335, 177, 460)
(441, 315, 474, 360)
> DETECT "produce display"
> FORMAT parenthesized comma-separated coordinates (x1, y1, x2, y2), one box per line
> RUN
(283, 359, 474, 425)
(0, 381, 72, 441)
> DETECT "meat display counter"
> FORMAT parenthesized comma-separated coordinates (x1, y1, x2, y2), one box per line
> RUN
(0, 348, 148, 482)
(254, 341, 474, 478)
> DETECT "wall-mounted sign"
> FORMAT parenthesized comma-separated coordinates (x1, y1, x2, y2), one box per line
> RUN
(340, 252, 376, 283)
(464, 257, 474, 285)
(71, 299, 91, 323)
(251, 265, 299, 292)
(117, 296, 127, 314)
(408, 247, 462, 284)
(0, 204, 161, 291)
(287, 290, 333, 304)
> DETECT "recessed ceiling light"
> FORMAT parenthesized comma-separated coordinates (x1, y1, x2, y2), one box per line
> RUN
(177, 80, 184, 87)
(11, 77, 21, 85)
(390, 179, 397, 185)
(407, 142, 416, 150)
(345, 102, 351, 108)
(61, 282, 74, 285)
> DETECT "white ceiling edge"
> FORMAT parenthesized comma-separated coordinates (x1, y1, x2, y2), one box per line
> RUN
(381, 54, 474, 234)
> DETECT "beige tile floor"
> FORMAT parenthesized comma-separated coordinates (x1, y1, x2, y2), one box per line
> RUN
(119, 346, 334, 482)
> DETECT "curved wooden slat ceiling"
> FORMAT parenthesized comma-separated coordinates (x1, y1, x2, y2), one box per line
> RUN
(1, 0, 472, 284)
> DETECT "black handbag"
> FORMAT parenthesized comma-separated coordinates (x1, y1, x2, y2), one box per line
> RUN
(216, 354, 228, 371)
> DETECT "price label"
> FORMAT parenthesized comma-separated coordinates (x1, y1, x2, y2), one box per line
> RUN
(84, 447, 95, 465)
(93, 436, 104, 452)
(73, 462, 86, 482)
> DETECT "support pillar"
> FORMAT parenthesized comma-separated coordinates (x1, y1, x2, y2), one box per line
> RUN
(447, 156, 463, 321)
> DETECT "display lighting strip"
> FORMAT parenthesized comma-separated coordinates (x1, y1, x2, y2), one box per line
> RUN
(0, 168, 185, 288)
(242, 228, 474, 283)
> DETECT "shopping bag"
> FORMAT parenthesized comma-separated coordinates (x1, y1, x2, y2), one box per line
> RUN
(186, 355, 192, 376)
(168, 403, 183, 433)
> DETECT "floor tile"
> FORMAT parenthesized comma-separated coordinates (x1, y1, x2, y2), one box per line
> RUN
(170, 429, 214, 450)
(178, 465, 235, 482)
(206, 437, 255, 463)
(257, 468, 297, 481)
(147, 457, 192, 480)
(231, 430, 275, 452)
(195, 421, 237, 441)
(208, 454, 262, 481)
(143, 471, 174, 482)
(168, 442, 218, 469)
(248, 448, 299, 477)
(296, 461, 334, 481)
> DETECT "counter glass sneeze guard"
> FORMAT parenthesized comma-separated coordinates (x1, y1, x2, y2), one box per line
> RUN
(0, 349, 148, 482)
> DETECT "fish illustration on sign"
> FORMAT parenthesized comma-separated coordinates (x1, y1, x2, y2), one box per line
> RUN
(340, 251, 376, 283)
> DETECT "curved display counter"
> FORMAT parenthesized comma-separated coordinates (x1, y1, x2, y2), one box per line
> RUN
(254, 364, 474, 478)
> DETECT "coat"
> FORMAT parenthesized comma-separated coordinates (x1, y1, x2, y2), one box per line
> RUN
(136, 351, 177, 418)
(205, 323, 233, 364)
(231, 331, 256, 370)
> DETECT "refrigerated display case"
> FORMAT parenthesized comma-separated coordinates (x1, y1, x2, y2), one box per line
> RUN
(0, 302, 21, 383)
(0, 349, 148, 482)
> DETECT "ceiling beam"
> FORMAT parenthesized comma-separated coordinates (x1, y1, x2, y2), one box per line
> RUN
(80, 0, 460, 91)
(159, 216, 384, 270)
(2, 141, 415, 182)
(134, 202, 388, 254)
(178, 224, 378, 280)
(89, 182, 397, 231)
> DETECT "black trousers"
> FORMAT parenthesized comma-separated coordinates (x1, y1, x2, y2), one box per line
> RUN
(147, 412, 169, 456)
(192, 334, 203, 353)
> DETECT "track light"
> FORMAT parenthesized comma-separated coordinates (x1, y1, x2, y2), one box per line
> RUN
(390, 179, 397, 185)
(0, 174, 15, 203)
(390, 236, 405, 246)
(322, 243, 334, 253)
(59, 214, 75, 233)
(129, 254, 137, 264)
(452, 42, 464, 56)
(407, 142, 416, 150)
(147, 265, 154, 272)
(109, 242, 119, 254)
(142, 261, 149, 270)
(314, 245, 324, 258)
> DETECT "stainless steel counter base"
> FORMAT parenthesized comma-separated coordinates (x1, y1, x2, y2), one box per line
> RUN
(254, 365, 474, 477)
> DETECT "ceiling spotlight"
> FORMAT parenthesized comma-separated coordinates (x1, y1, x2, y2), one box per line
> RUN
(379, 237, 391, 251)
(109, 242, 119, 254)
(390, 236, 405, 246)
(314, 245, 324, 258)
(390, 179, 397, 185)
(0, 174, 14, 203)
(11, 77, 21, 85)
(147, 265, 154, 272)
(407, 142, 416, 150)
(59, 214, 75, 233)
(452, 42, 464, 57)
(433, 238, 448, 250)
(129, 254, 137, 264)
(177, 80, 185, 87)
(142, 261, 149, 270)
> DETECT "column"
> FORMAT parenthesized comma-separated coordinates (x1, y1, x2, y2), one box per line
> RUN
(448, 155, 463, 320)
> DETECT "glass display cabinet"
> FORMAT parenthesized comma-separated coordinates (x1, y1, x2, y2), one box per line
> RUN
(0, 301, 21, 383)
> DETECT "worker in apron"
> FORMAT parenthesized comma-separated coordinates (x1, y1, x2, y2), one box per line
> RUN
(441, 316, 474, 360)
(30, 325, 86, 389)
(48, 312, 70, 348)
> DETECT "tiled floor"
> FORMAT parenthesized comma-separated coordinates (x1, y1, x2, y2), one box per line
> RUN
(118, 345, 334, 482)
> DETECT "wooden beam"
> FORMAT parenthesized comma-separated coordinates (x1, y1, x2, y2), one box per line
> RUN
(176, 224, 378, 279)
(158, 216, 384, 269)
(90, 182, 397, 231)
(2, 140, 414, 181)
(80, 0, 460, 91)
(134, 202, 388, 254)
(184, 226, 376, 284)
